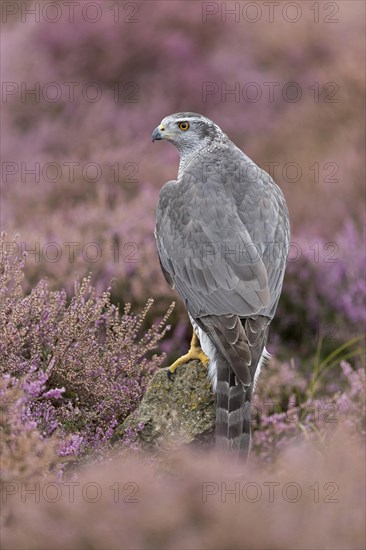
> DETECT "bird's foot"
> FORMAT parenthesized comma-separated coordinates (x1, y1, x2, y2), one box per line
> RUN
(168, 333, 209, 379)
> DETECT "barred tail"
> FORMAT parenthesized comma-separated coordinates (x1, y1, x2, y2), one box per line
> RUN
(215, 353, 251, 458)
(195, 314, 270, 460)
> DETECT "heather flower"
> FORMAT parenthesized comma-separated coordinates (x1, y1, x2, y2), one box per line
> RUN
(42, 387, 65, 400)
(252, 356, 366, 462)
(0, 234, 174, 464)
(58, 434, 85, 458)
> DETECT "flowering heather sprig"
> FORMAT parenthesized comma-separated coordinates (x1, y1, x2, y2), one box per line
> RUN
(252, 357, 366, 463)
(0, 234, 174, 461)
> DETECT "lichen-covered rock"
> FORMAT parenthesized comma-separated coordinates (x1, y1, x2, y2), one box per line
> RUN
(114, 361, 215, 448)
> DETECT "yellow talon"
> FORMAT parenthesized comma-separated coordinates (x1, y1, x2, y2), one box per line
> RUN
(168, 332, 209, 378)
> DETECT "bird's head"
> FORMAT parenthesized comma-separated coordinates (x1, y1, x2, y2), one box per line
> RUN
(152, 112, 226, 157)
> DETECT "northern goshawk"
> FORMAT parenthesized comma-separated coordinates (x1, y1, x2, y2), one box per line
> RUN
(152, 113, 290, 458)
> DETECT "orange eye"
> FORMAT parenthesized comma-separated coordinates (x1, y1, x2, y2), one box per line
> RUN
(179, 121, 189, 131)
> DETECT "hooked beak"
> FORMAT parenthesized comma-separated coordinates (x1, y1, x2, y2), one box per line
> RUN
(152, 124, 165, 142)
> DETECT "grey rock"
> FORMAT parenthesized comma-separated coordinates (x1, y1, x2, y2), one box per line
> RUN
(114, 360, 215, 448)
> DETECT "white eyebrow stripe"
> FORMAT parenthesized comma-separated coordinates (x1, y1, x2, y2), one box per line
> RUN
(175, 117, 201, 121)
(161, 115, 214, 126)
(174, 118, 210, 124)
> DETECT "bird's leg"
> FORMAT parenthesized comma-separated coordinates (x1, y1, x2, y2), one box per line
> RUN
(168, 332, 209, 378)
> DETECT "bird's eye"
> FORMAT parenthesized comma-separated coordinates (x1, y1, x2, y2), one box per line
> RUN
(179, 122, 189, 131)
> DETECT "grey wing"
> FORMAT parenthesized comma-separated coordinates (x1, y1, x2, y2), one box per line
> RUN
(155, 173, 271, 319)
(157, 253, 175, 289)
(232, 161, 290, 319)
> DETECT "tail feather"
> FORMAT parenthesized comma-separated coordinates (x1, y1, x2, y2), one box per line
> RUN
(216, 379, 230, 442)
(216, 353, 248, 455)
(215, 344, 269, 459)
(194, 314, 270, 460)
(228, 383, 245, 443)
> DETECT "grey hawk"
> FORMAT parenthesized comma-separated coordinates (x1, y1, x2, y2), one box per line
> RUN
(152, 112, 290, 458)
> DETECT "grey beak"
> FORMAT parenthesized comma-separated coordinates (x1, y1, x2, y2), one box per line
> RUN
(152, 126, 163, 142)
